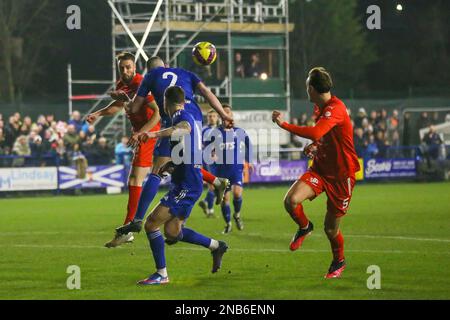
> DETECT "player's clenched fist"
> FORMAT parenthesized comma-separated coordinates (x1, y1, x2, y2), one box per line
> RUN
(86, 113, 98, 124)
(303, 142, 320, 159)
(138, 131, 157, 144)
(272, 110, 283, 126)
(109, 90, 130, 102)
(222, 116, 234, 129)
(127, 132, 140, 149)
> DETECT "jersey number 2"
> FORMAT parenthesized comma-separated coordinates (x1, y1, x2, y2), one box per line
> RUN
(162, 72, 178, 87)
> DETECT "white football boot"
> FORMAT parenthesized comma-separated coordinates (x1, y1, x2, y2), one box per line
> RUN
(104, 232, 134, 248)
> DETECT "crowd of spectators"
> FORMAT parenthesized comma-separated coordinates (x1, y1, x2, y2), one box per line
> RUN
(290, 108, 448, 159)
(0, 111, 128, 167)
(351, 108, 401, 158)
(1, 107, 448, 168)
(234, 52, 264, 79)
(190, 51, 266, 83)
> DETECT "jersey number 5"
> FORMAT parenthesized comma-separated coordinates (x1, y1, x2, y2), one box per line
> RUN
(162, 72, 178, 87)
(342, 197, 349, 209)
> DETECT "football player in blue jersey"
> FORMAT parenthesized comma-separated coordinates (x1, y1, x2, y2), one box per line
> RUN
(135, 86, 228, 285)
(116, 56, 231, 235)
(207, 104, 254, 234)
(198, 109, 220, 217)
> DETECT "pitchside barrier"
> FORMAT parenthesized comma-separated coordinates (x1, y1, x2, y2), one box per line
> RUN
(0, 146, 448, 193)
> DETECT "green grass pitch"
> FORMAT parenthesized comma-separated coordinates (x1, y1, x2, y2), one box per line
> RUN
(0, 182, 449, 300)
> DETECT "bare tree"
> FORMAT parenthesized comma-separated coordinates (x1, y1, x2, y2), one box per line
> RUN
(290, 0, 376, 98)
(0, 0, 60, 103)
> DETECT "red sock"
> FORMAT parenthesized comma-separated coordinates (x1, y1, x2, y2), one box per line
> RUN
(291, 204, 309, 229)
(124, 185, 143, 224)
(201, 168, 217, 184)
(329, 230, 345, 262)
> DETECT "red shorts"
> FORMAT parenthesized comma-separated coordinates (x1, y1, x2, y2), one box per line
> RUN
(300, 170, 356, 217)
(132, 139, 157, 167)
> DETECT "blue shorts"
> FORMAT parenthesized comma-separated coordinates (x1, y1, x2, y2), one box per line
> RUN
(153, 137, 171, 157)
(216, 165, 244, 190)
(160, 185, 203, 219)
(153, 116, 172, 158)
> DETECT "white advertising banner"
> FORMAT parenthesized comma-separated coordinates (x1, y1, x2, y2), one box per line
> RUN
(0, 167, 58, 191)
(233, 110, 290, 146)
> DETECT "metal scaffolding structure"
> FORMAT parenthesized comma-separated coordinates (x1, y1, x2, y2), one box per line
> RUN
(68, 0, 293, 143)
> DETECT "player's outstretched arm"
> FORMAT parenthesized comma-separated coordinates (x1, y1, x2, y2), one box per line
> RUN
(197, 82, 233, 123)
(137, 100, 161, 134)
(127, 100, 161, 148)
(109, 89, 131, 102)
(86, 100, 124, 124)
(139, 121, 191, 142)
(271, 110, 335, 141)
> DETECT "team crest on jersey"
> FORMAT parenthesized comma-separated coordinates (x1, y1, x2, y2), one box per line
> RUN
(324, 111, 332, 118)
(309, 177, 319, 185)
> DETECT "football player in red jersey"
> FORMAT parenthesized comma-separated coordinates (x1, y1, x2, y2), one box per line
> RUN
(272, 67, 360, 278)
(86, 52, 161, 248)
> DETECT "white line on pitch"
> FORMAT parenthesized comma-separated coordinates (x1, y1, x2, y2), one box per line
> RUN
(1, 231, 450, 244)
(0, 244, 448, 255)
(248, 232, 450, 243)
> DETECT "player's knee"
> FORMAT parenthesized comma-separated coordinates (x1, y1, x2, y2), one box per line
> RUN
(324, 226, 338, 239)
(144, 219, 157, 233)
(144, 215, 158, 232)
(284, 193, 299, 212)
(151, 165, 160, 175)
(128, 175, 140, 186)
(163, 229, 180, 245)
(283, 198, 290, 213)
(164, 232, 177, 244)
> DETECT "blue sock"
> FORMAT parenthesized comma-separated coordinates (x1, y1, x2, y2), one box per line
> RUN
(134, 174, 161, 221)
(146, 230, 166, 269)
(221, 204, 231, 223)
(179, 227, 211, 248)
(233, 196, 243, 215)
(205, 190, 215, 210)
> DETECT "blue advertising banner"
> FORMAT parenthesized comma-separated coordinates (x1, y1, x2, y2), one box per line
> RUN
(364, 158, 416, 179)
(249, 160, 308, 183)
(58, 165, 127, 189)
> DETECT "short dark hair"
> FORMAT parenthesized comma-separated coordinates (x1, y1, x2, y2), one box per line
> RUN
(147, 56, 164, 70)
(308, 67, 333, 94)
(116, 52, 135, 63)
(222, 103, 232, 110)
(207, 109, 217, 114)
(164, 86, 185, 106)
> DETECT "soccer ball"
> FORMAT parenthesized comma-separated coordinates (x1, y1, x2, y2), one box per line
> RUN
(192, 42, 217, 66)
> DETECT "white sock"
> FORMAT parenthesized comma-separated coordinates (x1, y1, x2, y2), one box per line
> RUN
(213, 178, 221, 187)
(209, 239, 219, 251)
(157, 268, 168, 277)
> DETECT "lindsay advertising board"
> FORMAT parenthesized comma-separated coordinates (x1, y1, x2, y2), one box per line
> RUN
(0, 167, 58, 191)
